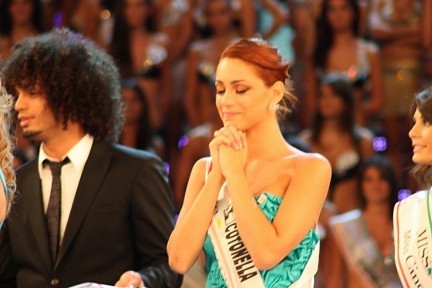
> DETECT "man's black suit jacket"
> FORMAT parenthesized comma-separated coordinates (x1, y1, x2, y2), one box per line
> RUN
(0, 141, 182, 288)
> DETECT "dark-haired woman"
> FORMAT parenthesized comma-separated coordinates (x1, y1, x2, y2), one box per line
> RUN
(0, 0, 45, 62)
(109, 0, 170, 132)
(394, 86, 432, 287)
(300, 78, 375, 214)
(329, 155, 402, 287)
(119, 79, 164, 157)
(184, 0, 239, 128)
(305, 0, 383, 126)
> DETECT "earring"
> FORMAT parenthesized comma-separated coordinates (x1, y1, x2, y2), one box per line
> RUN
(268, 102, 279, 112)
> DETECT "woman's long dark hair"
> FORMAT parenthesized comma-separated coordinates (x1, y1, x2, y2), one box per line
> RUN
(0, 0, 45, 36)
(358, 155, 399, 220)
(194, 0, 239, 38)
(313, 0, 360, 69)
(310, 78, 358, 144)
(120, 79, 153, 150)
(109, 0, 157, 77)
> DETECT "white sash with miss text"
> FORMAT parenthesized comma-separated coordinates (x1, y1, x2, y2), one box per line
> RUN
(394, 189, 432, 287)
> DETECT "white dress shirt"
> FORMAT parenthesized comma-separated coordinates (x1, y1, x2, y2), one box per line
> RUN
(38, 134, 94, 242)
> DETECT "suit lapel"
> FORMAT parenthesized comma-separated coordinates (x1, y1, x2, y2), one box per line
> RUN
(56, 142, 113, 267)
(22, 161, 52, 269)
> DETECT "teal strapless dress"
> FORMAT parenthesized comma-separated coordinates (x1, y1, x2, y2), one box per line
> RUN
(203, 192, 319, 287)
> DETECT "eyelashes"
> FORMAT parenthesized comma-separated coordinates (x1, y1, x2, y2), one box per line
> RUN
(236, 89, 249, 94)
(215, 88, 250, 95)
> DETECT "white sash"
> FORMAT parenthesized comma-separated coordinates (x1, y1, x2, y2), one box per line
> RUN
(330, 210, 401, 287)
(394, 189, 432, 287)
(208, 183, 266, 288)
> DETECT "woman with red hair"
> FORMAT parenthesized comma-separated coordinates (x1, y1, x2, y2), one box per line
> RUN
(168, 38, 331, 287)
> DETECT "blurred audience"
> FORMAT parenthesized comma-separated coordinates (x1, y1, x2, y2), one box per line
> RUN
(421, 0, 432, 89)
(173, 0, 236, 211)
(0, 0, 45, 62)
(109, 0, 171, 133)
(172, 115, 222, 212)
(328, 155, 402, 287)
(184, 0, 239, 127)
(300, 78, 375, 213)
(306, 0, 383, 127)
(119, 78, 165, 157)
(41, 0, 102, 44)
(287, 0, 320, 129)
(367, 0, 427, 184)
(257, 0, 291, 62)
(159, 0, 194, 63)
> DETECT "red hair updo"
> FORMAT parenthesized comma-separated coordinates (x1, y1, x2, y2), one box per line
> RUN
(220, 38, 296, 114)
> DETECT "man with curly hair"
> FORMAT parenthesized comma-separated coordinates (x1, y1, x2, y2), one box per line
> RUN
(0, 28, 182, 288)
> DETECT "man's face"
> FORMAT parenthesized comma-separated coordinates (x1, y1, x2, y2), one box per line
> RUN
(14, 87, 61, 142)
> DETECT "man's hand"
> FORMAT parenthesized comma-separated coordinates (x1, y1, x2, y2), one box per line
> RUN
(115, 271, 145, 288)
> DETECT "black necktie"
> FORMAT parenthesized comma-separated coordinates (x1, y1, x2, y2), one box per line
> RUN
(43, 157, 70, 263)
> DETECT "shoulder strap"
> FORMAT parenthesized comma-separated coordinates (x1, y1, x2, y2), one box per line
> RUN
(0, 169, 7, 199)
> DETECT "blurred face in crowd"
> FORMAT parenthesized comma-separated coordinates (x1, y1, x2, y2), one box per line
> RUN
(9, 0, 34, 26)
(326, 0, 354, 32)
(205, 0, 234, 35)
(123, 0, 152, 29)
(361, 167, 391, 205)
(122, 88, 143, 124)
(318, 84, 345, 119)
(409, 109, 432, 165)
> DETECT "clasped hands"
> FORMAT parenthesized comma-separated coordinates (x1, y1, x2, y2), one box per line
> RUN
(210, 125, 248, 178)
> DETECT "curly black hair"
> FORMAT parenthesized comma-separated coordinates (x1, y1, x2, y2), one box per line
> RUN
(1, 28, 123, 142)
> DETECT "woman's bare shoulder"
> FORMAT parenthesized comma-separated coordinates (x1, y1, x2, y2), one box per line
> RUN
(290, 152, 331, 173)
(192, 157, 211, 172)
